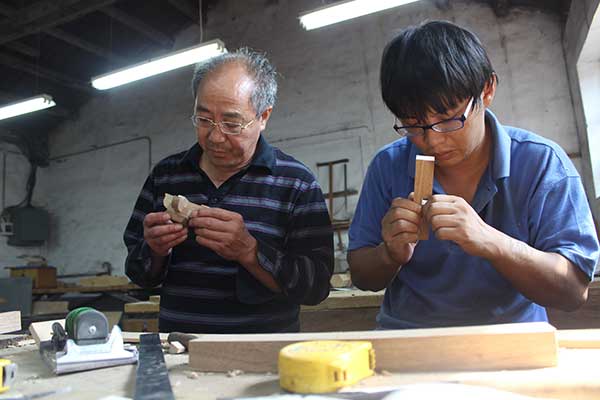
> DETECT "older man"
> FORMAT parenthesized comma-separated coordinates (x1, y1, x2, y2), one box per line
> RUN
(348, 21, 599, 328)
(124, 48, 333, 333)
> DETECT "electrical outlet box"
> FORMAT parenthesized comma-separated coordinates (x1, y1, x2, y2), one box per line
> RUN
(6, 207, 49, 246)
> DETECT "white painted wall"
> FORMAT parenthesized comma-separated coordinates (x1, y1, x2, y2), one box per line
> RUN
(1, 0, 587, 274)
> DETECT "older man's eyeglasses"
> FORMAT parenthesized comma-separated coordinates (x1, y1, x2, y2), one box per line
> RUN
(393, 97, 474, 138)
(191, 115, 256, 136)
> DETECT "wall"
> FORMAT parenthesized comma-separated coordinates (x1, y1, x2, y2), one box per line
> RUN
(0, 147, 45, 277)
(4, 0, 580, 275)
(563, 0, 600, 225)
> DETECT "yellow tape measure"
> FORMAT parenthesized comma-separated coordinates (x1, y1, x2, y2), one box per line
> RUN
(278, 340, 375, 393)
(0, 359, 17, 394)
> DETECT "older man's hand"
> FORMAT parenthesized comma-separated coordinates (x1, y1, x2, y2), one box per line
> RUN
(143, 212, 187, 257)
(188, 207, 258, 266)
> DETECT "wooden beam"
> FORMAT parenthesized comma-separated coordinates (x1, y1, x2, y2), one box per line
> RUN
(414, 155, 435, 240)
(0, 52, 93, 93)
(102, 6, 173, 48)
(557, 329, 600, 349)
(167, 0, 198, 21)
(188, 322, 558, 373)
(0, 311, 21, 334)
(45, 28, 128, 63)
(0, 0, 119, 47)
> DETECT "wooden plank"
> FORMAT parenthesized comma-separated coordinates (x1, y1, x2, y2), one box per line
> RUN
(32, 301, 69, 315)
(301, 290, 384, 312)
(414, 155, 435, 240)
(29, 319, 64, 345)
(124, 301, 159, 314)
(0, 311, 21, 334)
(189, 322, 558, 373)
(122, 331, 169, 343)
(300, 307, 379, 332)
(557, 329, 600, 348)
(79, 275, 129, 287)
(32, 283, 140, 294)
(121, 318, 159, 333)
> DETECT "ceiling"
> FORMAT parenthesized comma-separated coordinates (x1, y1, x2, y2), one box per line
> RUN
(0, 0, 571, 165)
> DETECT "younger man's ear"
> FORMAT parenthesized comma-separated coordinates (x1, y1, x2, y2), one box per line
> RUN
(483, 73, 497, 107)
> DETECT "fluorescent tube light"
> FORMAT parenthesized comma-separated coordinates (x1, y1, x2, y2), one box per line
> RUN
(300, 0, 421, 30)
(92, 39, 227, 90)
(0, 94, 56, 121)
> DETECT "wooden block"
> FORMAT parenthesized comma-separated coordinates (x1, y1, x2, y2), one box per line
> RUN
(163, 193, 208, 226)
(330, 273, 352, 288)
(124, 301, 160, 314)
(79, 275, 129, 287)
(149, 295, 161, 303)
(414, 155, 435, 240)
(121, 318, 158, 333)
(29, 319, 65, 345)
(168, 341, 186, 354)
(302, 290, 384, 312)
(0, 311, 21, 334)
(557, 329, 600, 348)
(104, 311, 123, 330)
(32, 301, 69, 315)
(8, 266, 57, 288)
(189, 322, 558, 373)
(122, 331, 169, 343)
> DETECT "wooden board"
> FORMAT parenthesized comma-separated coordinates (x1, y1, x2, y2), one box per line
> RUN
(29, 319, 65, 345)
(0, 311, 21, 334)
(32, 301, 69, 315)
(414, 155, 435, 240)
(300, 307, 379, 332)
(301, 290, 384, 312)
(121, 318, 159, 333)
(188, 322, 558, 373)
(122, 331, 169, 343)
(79, 275, 130, 287)
(32, 283, 140, 294)
(124, 301, 160, 313)
(557, 329, 600, 348)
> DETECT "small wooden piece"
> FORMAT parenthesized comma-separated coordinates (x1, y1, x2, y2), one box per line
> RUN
(168, 341, 186, 354)
(188, 322, 558, 373)
(0, 311, 21, 334)
(29, 319, 65, 345)
(330, 273, 352, 288)
(149, 295, 161, 303)
(122, 331, 169, 343)
(163, 193, 208, 226)
(414, 155, 435, 240)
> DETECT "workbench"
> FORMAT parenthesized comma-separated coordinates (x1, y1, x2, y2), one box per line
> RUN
(1, 342, 600, 399)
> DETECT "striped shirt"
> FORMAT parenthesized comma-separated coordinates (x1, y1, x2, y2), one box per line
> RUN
(124, 135, 334, 333)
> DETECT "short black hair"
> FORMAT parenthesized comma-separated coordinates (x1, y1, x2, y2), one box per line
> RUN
(191, 47, 278, 115)
(380, 20, 496, 122)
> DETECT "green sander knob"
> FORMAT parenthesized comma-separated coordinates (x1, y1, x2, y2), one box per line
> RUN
(65, 307, 109, 345)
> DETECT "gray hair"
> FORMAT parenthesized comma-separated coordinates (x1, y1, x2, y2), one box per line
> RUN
(191, 47, 278, 115)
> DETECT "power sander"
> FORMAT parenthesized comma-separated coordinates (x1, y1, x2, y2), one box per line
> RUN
(40, 307, 138, 374)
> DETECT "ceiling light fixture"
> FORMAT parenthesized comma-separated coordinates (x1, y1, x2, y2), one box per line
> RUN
(91, 39, 227, 90)
(299, 0, 421, 30)
(0, 94, 56, 121)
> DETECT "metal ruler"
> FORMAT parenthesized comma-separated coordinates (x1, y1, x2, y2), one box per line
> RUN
(134, 333, 174, 400)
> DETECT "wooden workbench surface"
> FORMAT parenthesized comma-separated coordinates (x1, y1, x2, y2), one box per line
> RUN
(2, 344, 600, 399)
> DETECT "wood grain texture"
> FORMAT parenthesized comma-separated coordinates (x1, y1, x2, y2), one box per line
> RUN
(301, 290, 384, 311)
(29, 319, 64, 345)
(189, 322, 558, 373)
(414, 155, 435, 240)
(124, 301, 160, 313)
(0, 311, 21, 334)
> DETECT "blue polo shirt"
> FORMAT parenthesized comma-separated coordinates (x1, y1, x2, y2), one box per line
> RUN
(349, 110, 599, 329)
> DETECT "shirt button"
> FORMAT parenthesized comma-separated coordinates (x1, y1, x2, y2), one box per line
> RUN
(208, 197, 220, 205)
